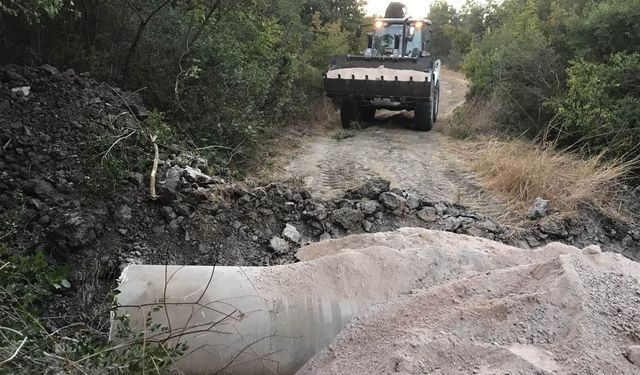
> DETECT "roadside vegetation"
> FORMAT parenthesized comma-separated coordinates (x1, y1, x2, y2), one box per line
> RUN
(0, 1, 363, 371)
(0, 246, 186, 373)
(434, 0, 639, 218)
(0, 0, 363, 176)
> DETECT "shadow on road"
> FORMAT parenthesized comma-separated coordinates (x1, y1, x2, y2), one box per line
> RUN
(363, 110, 415, 130)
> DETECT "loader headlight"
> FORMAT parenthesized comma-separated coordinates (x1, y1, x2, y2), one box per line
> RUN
(374, 20, 384, 29)
(414, 21, 423, 30)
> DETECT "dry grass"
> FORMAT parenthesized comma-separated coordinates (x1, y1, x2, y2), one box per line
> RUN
(440, 95, 502, 139)
(458, 138, 635, 222)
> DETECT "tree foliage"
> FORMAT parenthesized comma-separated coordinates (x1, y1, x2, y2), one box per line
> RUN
(0, 0, 363, 173)
(458, 0, 640, 158)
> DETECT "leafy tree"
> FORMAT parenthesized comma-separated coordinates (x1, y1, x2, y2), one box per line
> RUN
(555, 53, 640, 157)
(0, 0, 64, 23)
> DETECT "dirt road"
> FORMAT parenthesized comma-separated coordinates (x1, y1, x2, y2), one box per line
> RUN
(277, 70, 500, 215)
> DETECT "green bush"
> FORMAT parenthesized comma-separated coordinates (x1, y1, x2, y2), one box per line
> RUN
(568, 0, 640, 60)
(555, 53, 640, 157)
(0, 247, 184, 374)
(462, 1, 564, 133)
(0, 0, 363, 174)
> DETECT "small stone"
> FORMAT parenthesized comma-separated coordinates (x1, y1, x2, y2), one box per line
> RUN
(359, 200, 379, 215)
(625, 345, 640, 367)
(161, 206, 176, 222)
(478, 219, 500, 233)
(319, 233, 332, 241)
(270, 236, 290, 253)
(198, 244, 209, 255)
(114, 205, 132, 223)
(118, 228, 128, 235)
(49, 212, 97, 250)
(444, 216, 464, 231)
(282, 223, 302, 243)
(434, 202, 447, 216)
(40, 64, 60, 75)
(465, 225, 485, 237)
(379, 192, 405, 210)
(527, 197, 550, 220)
(168, 218, 182, 233)
(332, 207, 364, 229)
(406, 193, 420, 210)
(345, 178, 390, 199)
(417, 207, 437, 222)
(283, 202, 296, 212)
(11, 86, 31, 96)
(525, 235, 540, 248)
(538, 215, 565, 235)
(183, 166, 216, 185)
(303, 202, 328, 220)
(362, 220, 373, 232)
(582, 245, 602, 254)
(163, 166, 182, 193)
(151, 225, 165, 234)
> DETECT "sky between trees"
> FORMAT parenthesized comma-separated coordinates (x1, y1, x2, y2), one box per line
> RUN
(365, 0, 473, 17)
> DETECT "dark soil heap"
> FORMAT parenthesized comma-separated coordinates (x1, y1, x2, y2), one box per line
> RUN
(0, 65, 638, 326)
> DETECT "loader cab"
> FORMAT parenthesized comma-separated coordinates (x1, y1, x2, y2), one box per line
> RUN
(367, 18, 432, 58)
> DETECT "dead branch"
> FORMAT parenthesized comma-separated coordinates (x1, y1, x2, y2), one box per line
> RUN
(0, 328, 27, 366)
(150, 134, 159, 200)
(100, 129, 137, 164)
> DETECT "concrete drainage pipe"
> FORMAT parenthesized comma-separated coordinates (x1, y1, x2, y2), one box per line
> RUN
(111, 228, 577, 374)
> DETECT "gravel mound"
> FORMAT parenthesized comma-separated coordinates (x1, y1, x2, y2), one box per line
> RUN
(298, 236, 640, 374)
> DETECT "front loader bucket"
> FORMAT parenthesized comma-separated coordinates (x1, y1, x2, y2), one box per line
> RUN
(324, 75, 430, 98)
(323, 55, 433, 99)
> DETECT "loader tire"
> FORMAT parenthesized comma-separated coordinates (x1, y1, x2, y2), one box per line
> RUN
(359, 107, 376, 122)
(340, 98, 359, 128)
(433, 84, 440, 123)
(414, 99, 434, 131)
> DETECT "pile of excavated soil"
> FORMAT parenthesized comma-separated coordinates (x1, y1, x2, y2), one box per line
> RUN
(297, 229, 640, 374)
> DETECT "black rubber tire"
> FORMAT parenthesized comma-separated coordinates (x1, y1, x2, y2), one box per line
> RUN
(433, 84, 440, 123)
(414, 99, 434, 131)
(359, 107, 376, 121)
(340, 98, 359, 128)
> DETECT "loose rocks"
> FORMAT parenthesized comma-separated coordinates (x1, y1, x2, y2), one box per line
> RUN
(527, 197, 550, 220)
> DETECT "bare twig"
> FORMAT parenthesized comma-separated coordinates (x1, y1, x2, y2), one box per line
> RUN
(0, 230, 14, 241)
(149, 134, 159, 200)
(0, 333, 27, 366)
(100, 130, 137, 164)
